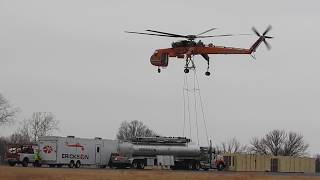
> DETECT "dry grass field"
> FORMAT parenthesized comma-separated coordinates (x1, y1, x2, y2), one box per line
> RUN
(0, 166, 319, 180)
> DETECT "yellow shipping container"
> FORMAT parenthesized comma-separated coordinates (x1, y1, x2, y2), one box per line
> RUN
(222, 154, 315, 173)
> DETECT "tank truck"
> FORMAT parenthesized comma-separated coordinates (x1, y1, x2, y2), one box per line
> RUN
(109, 136, 225, 171)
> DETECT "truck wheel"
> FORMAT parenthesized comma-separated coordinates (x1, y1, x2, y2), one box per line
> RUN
(75, 161, 81, 168)
(194, 162, 200, 171)
(8, 161, 16, 167)
(217, 163, 224, 171)
(138, 162, 145, 169)
(22, 158, 29, 167)
(132, 161, 138, 169)
(68, 160, 75, 168)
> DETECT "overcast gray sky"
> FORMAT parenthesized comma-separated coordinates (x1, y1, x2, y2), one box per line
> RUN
(0, 0, 319, 155)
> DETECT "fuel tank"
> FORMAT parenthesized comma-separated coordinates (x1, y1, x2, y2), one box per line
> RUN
(118, 142, 201, 157)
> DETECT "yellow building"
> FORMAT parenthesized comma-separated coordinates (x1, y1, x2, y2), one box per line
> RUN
(223, 154, 315, 173)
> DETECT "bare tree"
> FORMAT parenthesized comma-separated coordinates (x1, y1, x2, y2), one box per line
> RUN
(28, 112, 59, 142)
(9, 132, 30, 145)
(283, 132, 309, 156)
(218, 138, 248, 153)
(250, 129, 309, 156)
(116, 120, 158, 141)
(0, 94, 18, 126)
(250, 137, 268, 155)
(8, 120, 31, 144)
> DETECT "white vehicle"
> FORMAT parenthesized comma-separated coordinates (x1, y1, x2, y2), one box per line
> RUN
(38, 136, 117, 168)
(110, 137, 226, 171)
(5, 144, 38, 167)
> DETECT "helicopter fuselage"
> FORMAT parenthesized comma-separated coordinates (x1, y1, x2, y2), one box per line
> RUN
(150, 41, 252, 67)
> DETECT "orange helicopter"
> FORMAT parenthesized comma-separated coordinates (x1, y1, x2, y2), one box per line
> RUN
(125, 26, 273, 76)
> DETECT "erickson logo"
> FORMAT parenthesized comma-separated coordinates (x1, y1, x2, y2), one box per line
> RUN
(43, 145, 53, 154)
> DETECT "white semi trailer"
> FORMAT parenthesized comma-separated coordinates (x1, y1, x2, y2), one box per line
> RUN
(38, 136, 117, 168)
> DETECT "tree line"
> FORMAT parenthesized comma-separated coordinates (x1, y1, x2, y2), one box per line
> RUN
(116, 120, 309, 157)
(0, 93, 311, 163)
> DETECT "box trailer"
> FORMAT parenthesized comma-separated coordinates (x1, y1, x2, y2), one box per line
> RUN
(38, 136, 117, 168)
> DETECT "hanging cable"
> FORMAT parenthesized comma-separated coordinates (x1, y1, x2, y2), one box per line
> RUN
(182, 76, 186, 137)
(184, 73, 192, 139)
(195, 71, 210, 146)
(192, 69, 200, 146)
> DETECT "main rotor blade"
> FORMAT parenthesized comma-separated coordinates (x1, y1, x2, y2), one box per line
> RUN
(197, 33, 252, 38)
(125, 31, 181, 38)
(263, 25, 272, 36)
(264, 36, 274, 39)
(263, 40, 271, 50)
(196, 28, 218, 36)
(145, 30, 186, 38)
(252, 27, 261, 36)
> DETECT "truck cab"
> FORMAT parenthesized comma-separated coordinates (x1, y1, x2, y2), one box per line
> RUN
(211, 153, 226, 171)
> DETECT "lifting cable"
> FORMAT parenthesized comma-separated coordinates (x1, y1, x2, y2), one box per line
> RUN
(182, 56, 210, 146)
(194, 70, 210, 146)
(193, 69, 200, 146)
(183, 73, 192, 139)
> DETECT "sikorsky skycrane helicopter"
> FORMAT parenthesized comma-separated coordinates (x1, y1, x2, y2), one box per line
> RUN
(125, 26, 273, 76)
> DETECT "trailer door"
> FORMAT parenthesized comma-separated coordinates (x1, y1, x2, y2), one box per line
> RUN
(95, 144, 101, 165)
(39, 141, 57, 161)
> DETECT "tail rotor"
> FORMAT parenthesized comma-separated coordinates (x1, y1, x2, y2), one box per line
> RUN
(252, 25, 274, 50)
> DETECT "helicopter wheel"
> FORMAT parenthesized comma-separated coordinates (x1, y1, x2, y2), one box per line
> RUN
(205, 71, 211, 76)
(157, 68, 161, 73)
(184, 68, 189, 73)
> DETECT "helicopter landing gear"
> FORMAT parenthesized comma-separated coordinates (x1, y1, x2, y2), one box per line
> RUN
(205, 58, 211, 76)
(157, 67, 161, 73)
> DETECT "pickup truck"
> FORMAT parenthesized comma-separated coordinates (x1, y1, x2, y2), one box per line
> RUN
(5, 144, 38, 167)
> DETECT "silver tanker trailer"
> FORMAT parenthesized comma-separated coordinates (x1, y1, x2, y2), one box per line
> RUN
(109, 136, 225, 171)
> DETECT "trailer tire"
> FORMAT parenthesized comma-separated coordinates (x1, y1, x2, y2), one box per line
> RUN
(138, 162, 145, 169)
(187, 162, 193, 170)
(132, 161, 138, 169)
(194, 162, 200, 171)
(22, 158, 29, 167)
(75, 161, 81, 168)
(68, 160, 75, 168)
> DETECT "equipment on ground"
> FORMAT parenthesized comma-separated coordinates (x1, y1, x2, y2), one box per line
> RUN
(5, 144, 38, 167)
(38, 136, 117, 168)
(125, 26, 273, 76)
(109, 136, 225, 171)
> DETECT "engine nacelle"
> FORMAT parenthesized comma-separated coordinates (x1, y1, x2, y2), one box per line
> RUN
(150, 51, 169, 67)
